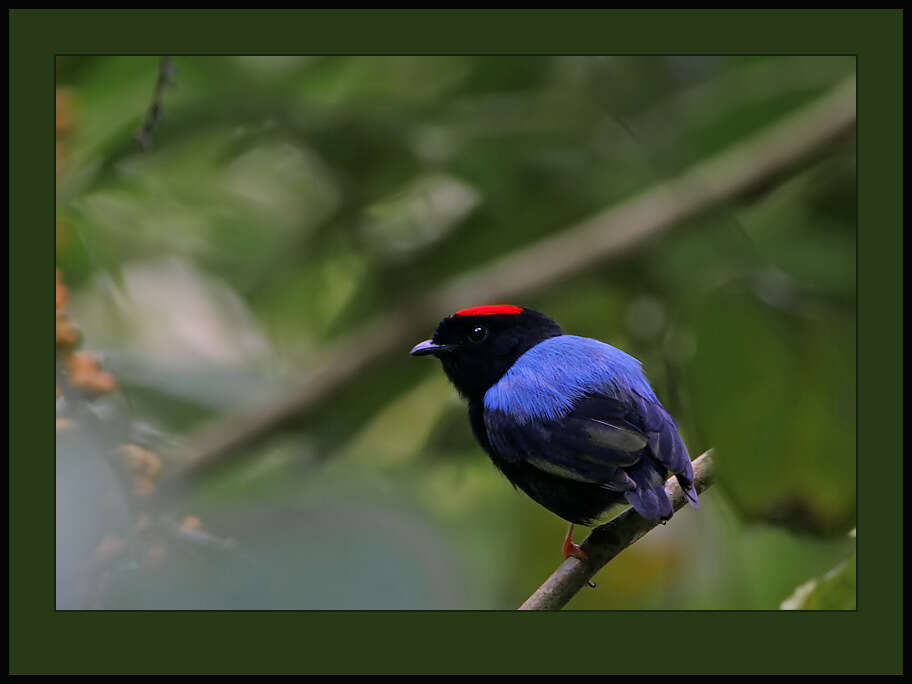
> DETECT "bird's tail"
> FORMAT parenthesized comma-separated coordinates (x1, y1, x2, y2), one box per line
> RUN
(680, 478, 699, 508)
(634, 397, 699, 512)
(623, 458, 673, 521)
(671, 441, 698, 510)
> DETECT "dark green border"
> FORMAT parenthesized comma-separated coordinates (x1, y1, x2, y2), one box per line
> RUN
(12, 9, 902, 675)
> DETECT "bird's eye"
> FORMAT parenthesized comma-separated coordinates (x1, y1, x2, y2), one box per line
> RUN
(468, 326, 488, 343)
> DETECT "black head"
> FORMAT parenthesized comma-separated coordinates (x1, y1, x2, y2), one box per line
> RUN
(410, 304, 562, 400)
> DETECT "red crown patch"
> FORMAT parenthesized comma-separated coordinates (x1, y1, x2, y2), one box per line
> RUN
(454, 304, 524, 317)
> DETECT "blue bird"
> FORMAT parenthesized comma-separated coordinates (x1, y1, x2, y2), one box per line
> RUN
(410, 304, 697, 560)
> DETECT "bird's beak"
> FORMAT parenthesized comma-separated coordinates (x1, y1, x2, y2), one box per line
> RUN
(410, 339, 454, 357)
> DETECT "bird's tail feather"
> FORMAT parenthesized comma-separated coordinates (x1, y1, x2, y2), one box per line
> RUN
(680, 479, 699, 508)
(623, 458, 673, 521)
(638, 399, 698, 511)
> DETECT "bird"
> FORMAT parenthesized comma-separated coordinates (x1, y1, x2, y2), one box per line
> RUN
(410, 304, 697, 562)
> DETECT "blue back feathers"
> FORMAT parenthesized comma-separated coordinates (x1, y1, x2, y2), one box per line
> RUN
(483, 335, 657, 422)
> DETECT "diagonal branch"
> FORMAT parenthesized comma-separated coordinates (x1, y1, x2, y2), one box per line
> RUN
(519, 450, 715, 610)
(166, 76, 854, 485)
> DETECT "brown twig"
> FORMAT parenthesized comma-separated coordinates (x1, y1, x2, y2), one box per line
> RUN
(518, 450, 715, 610)
(166, 76, 855, 485)
(136, 56, 175, 150)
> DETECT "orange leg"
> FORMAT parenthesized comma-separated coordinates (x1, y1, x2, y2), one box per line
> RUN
(561, 523, 589, 562)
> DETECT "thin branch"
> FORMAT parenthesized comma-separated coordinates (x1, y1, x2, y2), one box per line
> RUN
(135, 57, 175, 150)
(519, 450, 715, 611)
(166, 76, 855, 485)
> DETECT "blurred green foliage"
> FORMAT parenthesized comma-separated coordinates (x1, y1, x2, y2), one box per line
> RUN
(781, 537, 856, 610)
(55, 55, 856, 609)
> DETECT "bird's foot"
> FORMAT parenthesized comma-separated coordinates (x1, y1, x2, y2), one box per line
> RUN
(561, 524, 595, 587)
(561, 537, 589, 562)
(561, 523, 589, 562)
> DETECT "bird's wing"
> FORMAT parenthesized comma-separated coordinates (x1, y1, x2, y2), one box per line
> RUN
(484, 393, 696, 520)
(484, 394, 646, 492)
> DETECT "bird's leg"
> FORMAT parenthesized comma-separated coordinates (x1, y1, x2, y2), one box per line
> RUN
(561, 523, 589, 562)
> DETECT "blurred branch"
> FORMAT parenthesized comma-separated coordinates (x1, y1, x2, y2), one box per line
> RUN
(136, 57, 175, 150)
(166, 76, 855, 486)
(519, 450, 715, 611)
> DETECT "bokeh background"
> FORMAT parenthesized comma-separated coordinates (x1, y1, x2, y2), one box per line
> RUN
(55, 55, 856, 610)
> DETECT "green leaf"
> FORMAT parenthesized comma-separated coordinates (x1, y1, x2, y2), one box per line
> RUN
(781, 548, 856, 610)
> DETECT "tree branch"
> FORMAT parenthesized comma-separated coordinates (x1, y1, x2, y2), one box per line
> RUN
(166, 76, 854, 485)
(518, 450, 715, 611)
(136, 57, 175, 150)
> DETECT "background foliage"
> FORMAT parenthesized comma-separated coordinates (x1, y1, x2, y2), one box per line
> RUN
(55, 55, 856, 609)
